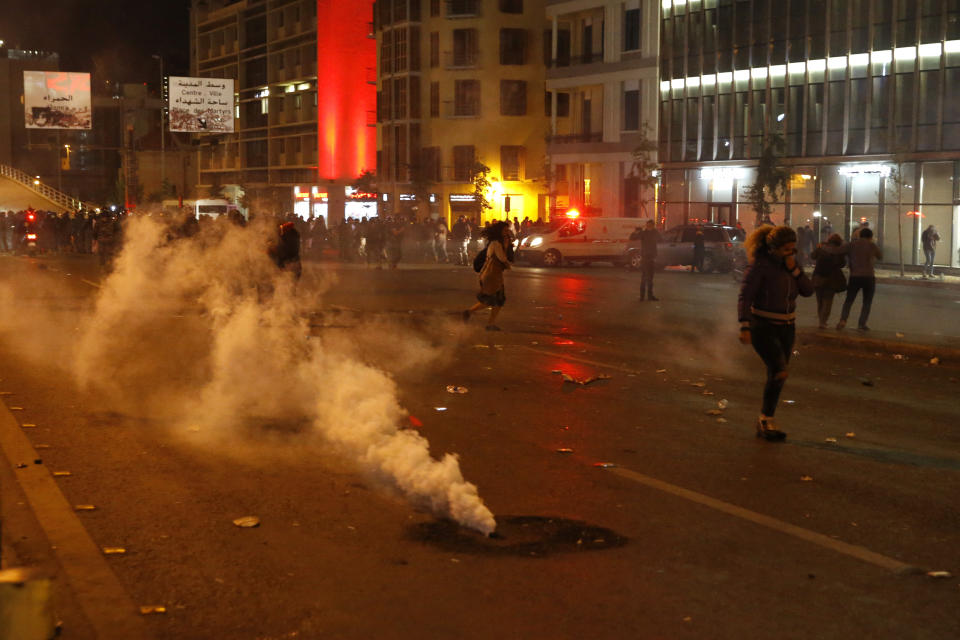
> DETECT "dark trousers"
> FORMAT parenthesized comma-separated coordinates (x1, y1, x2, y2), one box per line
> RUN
(750, 318, 795, 417)
(814, 287, 836, 326)
(692, 249, 705, 271)
(640, 258, 656, 297)
(839, 276, 876, 328)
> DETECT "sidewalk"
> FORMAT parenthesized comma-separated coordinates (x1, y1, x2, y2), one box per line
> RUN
(799, 325, 960, 362)
(875, 266, 960, 288)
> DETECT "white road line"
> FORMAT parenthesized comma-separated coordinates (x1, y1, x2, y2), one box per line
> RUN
(0, 404, 151, 638)
(609, 466, 916, 573)
(520, 345, 918, 573)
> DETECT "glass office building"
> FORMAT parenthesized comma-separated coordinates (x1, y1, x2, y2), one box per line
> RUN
(658, 0, 960, 269)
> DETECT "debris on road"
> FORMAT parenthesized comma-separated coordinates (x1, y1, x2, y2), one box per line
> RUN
(893, 354, 904, 360)
(926, 571, 953, 579)
(139, 606, 167, 615)
(554, 371, 612, 386)
(446, 385, 469, 394)
(800, 476, 814, 482)
(52, 471, 72, 477)
(718, 399, 729, 410)
(20, 423, 36, 428)
(896, 332, 905, 338)
(15, 463, 27, 469)
(705, 409, 724, 416)
(0, 391, 12, 396)
(75, 505, 96, 511)
(702, 391, 714, 396)
(434, 407, 448, 412)
(859, 377, 874, 387)
(845, 432, 856, 438)
(929, 357, 940, 365)
(102, 547, 126, 555)
(656, 369, 667, 373)
(9, 406, 24, 411)
(716, 418, 728, 424)
(825, 437, 838, 444)
(556, 448, 574, 454)
(784, 400, 796, 405)
(408, 415, 423, 428)
(233, 516, 260, 528)
(593, 462, 617, 468)
(691, 382, 706, 388)
(472, 344, 490, 349)
(34, 444, 51, 449)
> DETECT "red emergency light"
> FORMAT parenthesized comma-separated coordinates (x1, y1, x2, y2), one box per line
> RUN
(565, 209, 581, 219)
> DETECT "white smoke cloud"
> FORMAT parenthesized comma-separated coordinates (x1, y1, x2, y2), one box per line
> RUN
(8, 213, 495, 535)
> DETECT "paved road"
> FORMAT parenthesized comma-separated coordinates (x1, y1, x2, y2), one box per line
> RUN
(1, 253, 958, 639)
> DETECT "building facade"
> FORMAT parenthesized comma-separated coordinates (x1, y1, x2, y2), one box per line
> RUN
(375, 0, 551, 225)
(659, 0, 960, 269)
(546, 0, 661, 218)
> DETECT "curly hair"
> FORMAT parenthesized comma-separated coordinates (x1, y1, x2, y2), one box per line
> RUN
(744, 225, 798, 263)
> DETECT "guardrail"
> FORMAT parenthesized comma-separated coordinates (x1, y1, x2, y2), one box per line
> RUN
(0, 163, 87, 211)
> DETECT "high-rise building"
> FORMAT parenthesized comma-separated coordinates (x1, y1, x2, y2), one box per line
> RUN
(546, 0, 661, 218)
(375, 0, 551, 225)
(659, 0, 960, 270)
(190, 0, 376, 221)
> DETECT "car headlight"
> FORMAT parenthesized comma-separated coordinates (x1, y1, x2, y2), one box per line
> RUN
(529, 236, 543, 248)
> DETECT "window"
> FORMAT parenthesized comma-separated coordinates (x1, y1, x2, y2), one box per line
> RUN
(394, 28, 408, 72)
(430, 81, 440, 117)
(422, 146, 441, 182)
(454, 79, 480, 116)
(394, 78, 407, 119)
(500, 29, 527, 65)
(454, 145, 475, 181)
(624, 8, 641, 51)
(430, 32, 439, 67)
(501, 146, 524, 181)
(453, 29, 478, 67)
(500, 0, 523, 14)
(381, 30, 393, 75)
(546, 92, 571, 117)
(624, 88, 640, 131)
(431, 0, 440, 17)
(500, 80, 527, 115)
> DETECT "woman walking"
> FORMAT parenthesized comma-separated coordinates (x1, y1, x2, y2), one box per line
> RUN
(738, 226, 814, 441)
(463, 221, 513, 331)
(810, 233, 847, 329)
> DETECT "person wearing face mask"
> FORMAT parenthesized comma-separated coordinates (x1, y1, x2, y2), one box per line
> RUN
(738, 226, 814, 441)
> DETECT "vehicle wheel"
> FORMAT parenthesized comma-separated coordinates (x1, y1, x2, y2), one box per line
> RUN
(702, 254, 717, 274)
(542, 249, 562, 267)
(628, 252, 644, 270)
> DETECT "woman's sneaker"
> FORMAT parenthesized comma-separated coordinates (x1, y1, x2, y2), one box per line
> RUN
(755, 416, 787, 442)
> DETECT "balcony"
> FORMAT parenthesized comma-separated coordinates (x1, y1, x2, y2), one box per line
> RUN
(446, 0, 481, 18)
(547, 132, 603, 144)
(444, 50, 480, 69)
(549, 52, 603, 68)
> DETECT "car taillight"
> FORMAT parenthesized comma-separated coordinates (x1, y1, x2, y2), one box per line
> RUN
(724, 242, 732, 251)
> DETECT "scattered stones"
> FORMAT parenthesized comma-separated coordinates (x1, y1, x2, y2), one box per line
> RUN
(139, 606, 166, 615)
(102, 547, 126, 555)
(233, 516, 260, 528)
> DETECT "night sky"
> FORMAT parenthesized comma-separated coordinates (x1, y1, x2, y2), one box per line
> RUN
(0, 0, 192, 88)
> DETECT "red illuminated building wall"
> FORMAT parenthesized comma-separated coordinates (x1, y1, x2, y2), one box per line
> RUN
(316, 0, 376, 181)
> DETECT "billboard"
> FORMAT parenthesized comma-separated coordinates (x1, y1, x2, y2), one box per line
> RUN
(23, 71, 92, 130)
(168, 76, 235, 133)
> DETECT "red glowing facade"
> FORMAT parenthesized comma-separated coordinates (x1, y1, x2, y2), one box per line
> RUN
(316, 0, 377, 181)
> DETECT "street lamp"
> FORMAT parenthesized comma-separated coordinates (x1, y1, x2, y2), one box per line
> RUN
(151, 54, 166, 196)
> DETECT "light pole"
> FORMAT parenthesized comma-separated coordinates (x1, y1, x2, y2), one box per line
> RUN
(152, 54, 166, 196)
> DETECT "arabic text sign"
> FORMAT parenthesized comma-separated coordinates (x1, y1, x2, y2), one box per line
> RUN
(168, 76, 235, 133)
(24, 71, 92, 130)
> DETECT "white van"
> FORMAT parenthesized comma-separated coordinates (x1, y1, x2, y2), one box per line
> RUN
(517, 216, 651, 266)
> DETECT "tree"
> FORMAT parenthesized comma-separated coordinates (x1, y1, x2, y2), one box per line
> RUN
(630, 121, 661, 220)
(470, 161, 493, 220)
(746, 132, 790, 227)
(352, 169, 377, 195)
(404, 162, 434, 218)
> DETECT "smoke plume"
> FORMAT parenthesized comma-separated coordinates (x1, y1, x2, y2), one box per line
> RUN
(8, 214, 496, 535)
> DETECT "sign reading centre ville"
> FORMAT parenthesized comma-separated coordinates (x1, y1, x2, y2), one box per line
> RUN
(23, 71, 92, 130)
(168, 76, 235, 133)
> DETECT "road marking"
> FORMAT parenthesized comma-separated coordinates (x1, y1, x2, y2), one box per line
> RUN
(520, 345, 649, 376)
(608, 466, 916, 573)
(523, 345, 919, 573)
(80, 278, 102, 289)
(0, 403, 150, 638)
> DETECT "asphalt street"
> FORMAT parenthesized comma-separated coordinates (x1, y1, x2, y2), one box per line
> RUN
(1, 253, 959, 640)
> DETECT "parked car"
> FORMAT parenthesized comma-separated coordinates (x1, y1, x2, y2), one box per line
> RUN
(623, 224, 742, 273)
(517, 216, 651, 266)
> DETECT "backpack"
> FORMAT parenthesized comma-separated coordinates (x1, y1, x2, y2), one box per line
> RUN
(472, 245, 487, 272)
